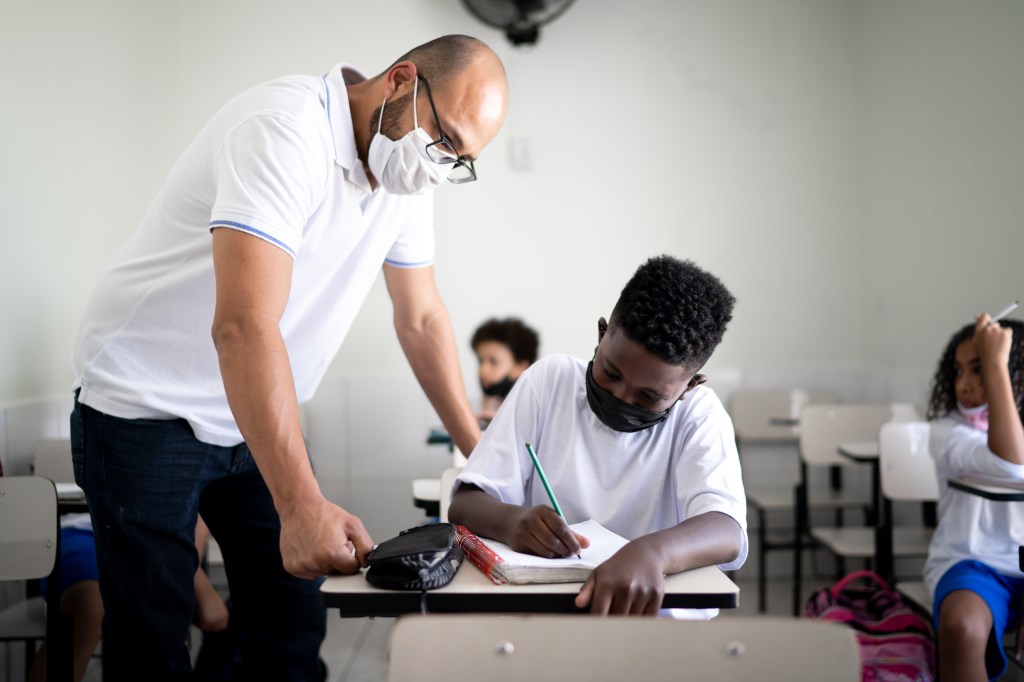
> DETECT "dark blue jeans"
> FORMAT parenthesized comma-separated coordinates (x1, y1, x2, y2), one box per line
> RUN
(71, 396, 326, 681)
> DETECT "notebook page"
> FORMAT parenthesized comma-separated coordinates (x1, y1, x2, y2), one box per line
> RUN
(480, 519, 628, 571)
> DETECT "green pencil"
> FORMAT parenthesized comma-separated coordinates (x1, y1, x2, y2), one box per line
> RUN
(525, 442, 580, 559)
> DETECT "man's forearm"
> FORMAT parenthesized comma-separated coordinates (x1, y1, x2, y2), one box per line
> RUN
(213, 315, 321, 510)
(395, 308, 481, 456)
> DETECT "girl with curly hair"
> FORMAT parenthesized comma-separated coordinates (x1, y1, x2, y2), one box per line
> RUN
(925, 310, 1024, 681)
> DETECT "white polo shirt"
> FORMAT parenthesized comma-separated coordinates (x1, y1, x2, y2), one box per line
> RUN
(73, 64, 435, 446)
(454, 355, 749, 572)
(924, 414, 1024, 594)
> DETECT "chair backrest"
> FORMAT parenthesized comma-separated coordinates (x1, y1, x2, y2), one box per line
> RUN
(32, 438, 75, 484)
(728, 388, 808, 443)
(799, 403, 898, 466)
(387, 614, 861, 682)
(879, 421, 939, 502)
(0, 476, 58, 580)
(439, 467, 462, 524)
(890, 403, 924, 422)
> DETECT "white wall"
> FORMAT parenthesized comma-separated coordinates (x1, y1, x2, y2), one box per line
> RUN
(859, 0, 1024, 382)
(2, 0, 1022, 410)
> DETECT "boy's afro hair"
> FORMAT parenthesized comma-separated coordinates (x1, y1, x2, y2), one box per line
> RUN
(610, 255, 735, 368)
(470, 317, 540, 364)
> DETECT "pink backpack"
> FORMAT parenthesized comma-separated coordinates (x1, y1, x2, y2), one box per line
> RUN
(804, 570, 935, 682)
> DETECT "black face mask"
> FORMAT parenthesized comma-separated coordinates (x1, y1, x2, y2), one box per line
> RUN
(585, 361, 671, 433)
(481, 375, 516, 398)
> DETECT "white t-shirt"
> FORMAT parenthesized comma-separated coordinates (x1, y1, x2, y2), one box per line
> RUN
(72, 64, 435, 446)
(924, 413, 1024, 594)
(455, 354, 749, 573)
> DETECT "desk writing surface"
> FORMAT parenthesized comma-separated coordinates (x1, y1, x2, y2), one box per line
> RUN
(321, 563, 739, 617)
(949, 476, 1024, 502)
(837, 440, 880, 462)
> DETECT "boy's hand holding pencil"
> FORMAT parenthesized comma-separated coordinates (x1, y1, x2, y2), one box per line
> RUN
(508, 504, 590, 559)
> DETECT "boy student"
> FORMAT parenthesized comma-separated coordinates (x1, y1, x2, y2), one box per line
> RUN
(471, 317, 540, 423)
(449, 255, 747, 616)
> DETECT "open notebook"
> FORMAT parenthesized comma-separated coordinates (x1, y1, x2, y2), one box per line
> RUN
(455, 519, 628, 585)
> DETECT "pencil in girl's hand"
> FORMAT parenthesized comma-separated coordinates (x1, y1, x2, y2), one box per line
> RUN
(525, 442, 580, 559)
(992, 301, 1019, 323)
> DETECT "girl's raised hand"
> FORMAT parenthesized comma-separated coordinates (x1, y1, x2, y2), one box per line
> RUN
(974, 313, 1013, 368)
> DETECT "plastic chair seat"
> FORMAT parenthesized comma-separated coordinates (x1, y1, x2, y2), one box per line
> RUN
(810, 527, 933, 560)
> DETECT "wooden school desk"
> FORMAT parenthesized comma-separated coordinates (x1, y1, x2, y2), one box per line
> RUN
(321, 563, 739, 618)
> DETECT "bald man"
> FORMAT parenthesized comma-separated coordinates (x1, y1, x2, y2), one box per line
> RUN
(70, 35, 508, 680)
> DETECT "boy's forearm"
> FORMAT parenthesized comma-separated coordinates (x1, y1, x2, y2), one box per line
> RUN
(984, 360, 1024, 464)
(632, 511, 743, 575)
(448, 488, 521, 544)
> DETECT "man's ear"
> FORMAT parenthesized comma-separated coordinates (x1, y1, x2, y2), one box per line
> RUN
(383, 61, 417, 99)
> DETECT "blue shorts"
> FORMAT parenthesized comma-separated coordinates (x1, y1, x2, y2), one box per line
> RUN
(39, 527, 99, 597)
(934, 559, 1024, 680)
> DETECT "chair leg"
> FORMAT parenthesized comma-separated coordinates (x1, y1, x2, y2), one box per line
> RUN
(758, 506, 767, 613)
(792, 482, 806, 616)
(26, 640, 36, 681)
(1017, 591, 1024, 661)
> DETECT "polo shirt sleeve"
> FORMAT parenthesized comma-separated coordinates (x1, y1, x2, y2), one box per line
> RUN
(932, 419, 1024, 480)
(673, 396, 749, 571)
(209, 113, 329, 258)
(383, 193, 436, 269)
(453, 373, 540, 505)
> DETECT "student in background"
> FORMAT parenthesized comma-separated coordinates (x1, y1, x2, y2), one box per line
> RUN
(449, 256, 747, 616)
(924, 313, 1024, 681)
(470, 317, 540, 423)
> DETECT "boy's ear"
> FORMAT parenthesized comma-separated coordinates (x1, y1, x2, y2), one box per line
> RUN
(597, 317, 608, 341)
(679, 373, 707, 400)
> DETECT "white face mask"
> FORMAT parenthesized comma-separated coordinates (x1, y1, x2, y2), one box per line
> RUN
(957, 402, 990, 431)
(367, 78, 450, 195)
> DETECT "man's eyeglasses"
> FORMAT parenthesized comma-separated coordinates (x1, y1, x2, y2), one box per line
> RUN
(417, 75, 477, 184)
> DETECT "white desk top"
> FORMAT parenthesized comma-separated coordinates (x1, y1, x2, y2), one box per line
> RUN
(837, 440, 880, 461)
(321, 562, 739, 616)
(948, 475, 1024, 502)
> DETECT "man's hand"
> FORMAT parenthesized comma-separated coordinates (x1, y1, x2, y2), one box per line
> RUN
(277, 496, 375, 579)
(575, 539, 665, 616)
(508, 505, 590, 558)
